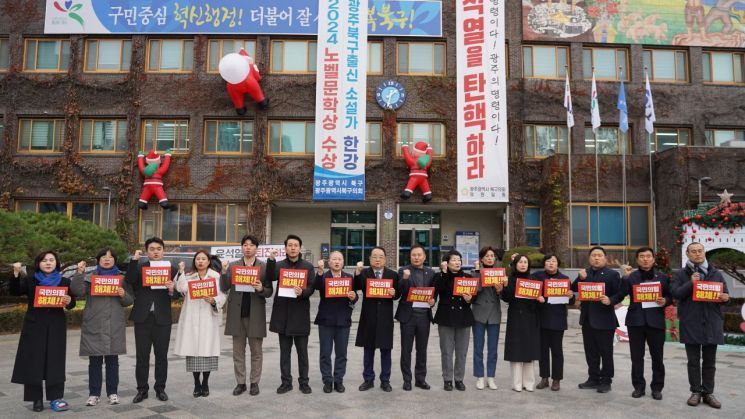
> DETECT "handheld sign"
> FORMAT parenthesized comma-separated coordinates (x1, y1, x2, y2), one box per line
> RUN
(578, 282, 605, 301)
(366, 278, 393, 298)
(480, 268, 507, 287)
(278, 268, 308, 298)
(325, 277, 352, 298)
(632, 282, 662, 303)
(188, 278, 218, 299)
(232, 265, 260, 292)
(142, 266, 171, 287)
(407, 287, 435, 308)
(543, 278, 571, 297)
(34, 286, 68, 308)
(453, 277, 478, 296)
(692, 280, 723, 302)
(90, 275, 123, 297)
(515, 278, 543, 299)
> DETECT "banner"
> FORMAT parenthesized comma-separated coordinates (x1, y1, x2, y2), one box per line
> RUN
(188, 278, 218, 299)
(515, 278, 542, 299)
(142, 265, 171, 287)
(543, 278, 571, 297)
(366, 278, 393, 298)
(456, 0, 508, 202)
(325, 277, 352, 298)
(45, 0, 442, 36)
(90, 275, 124, 296)
(277, 268, 308, 298)
(578, 282, 605, 301)
(480, 267, 506, 287)
(453, 277, 478, 296)
(632, 282, 662, 303)
(406, 286, 434, 308)
(692, 280, 723, 302)
(34, 286, 68, 308)
(211, 245, 286, 263)
(312, 0, 368, 201)
(231, 265, 260, 292)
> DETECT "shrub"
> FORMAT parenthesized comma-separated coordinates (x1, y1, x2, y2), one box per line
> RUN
(501, 247, 545, 269)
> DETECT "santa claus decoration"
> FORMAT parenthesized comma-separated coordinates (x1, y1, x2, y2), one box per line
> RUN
(219, 49, 269, 115)
(137, 149, 172, 210)
(401, 141, 433, 203)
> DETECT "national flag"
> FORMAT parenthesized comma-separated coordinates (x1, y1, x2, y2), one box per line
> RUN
(564, 72, 574, 128)
(644, 71, 656, 134)
(590, 72, 601, 133)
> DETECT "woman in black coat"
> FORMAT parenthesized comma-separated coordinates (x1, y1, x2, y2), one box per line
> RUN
(502, 254, 542, 392)
(11, 251, 77, 412)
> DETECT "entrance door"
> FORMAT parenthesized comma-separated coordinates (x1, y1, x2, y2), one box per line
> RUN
(398, 211, 441, 266)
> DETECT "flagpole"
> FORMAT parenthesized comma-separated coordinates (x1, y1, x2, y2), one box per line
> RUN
(565, 67, 574, 268)
(619, 67, 628, 264)
(645, 68, 658, 251)
(592, 68, 600, 248)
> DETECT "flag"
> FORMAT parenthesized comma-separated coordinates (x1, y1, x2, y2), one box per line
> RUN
(644, 71, 656, 134)
(590, 72, 601, 133)
(564, 72, 574, 128)
(617, 80, 628, 133)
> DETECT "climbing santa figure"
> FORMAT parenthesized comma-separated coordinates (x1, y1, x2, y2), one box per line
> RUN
(400, 141, 433, 203)
(219, 49, 269, 115)
(137, 149, 171, 210)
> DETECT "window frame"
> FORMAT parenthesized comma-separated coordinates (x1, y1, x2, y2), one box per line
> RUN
(140, 119, 190, 153)
(17, 118, 65, 153)
(525, 206, 542, 248)
(396, 121, 447, 158)
(396, 41, 446, 76)
(367, 40, 383, 75)
(522, 44, 569, 79)
(642, 48, 689, 83)
(22, 38, 70, 73)
(0, 38, 9, 72)
(583, 46, 630, 81)
(571, 203, 651, 249)
(203, 119, 254, 155)
(583, 126, 632, 155)
(15, 200, 106, 226)
(651, 127, 691, 152)
(702, 50, 745, 85)
(206, 38, 257, 73)
(366, 121, 383, 157)
(270, 39, 317, 74)
(79, 118, 128, 154)
(83, 38, 132, 73)
(267, 120, 315, 156)
(704, 128, 745, 147)
(138, 202, 249, 244)
(523, 123, 570, 158)
(145, 38, 194, 73)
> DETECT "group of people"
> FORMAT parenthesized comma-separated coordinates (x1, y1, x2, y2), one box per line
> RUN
(9, 235, 731, 412)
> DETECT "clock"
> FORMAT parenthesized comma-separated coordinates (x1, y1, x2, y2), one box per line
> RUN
(375, 80, 406, 110)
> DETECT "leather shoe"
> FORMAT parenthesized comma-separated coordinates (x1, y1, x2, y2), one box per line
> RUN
(632, 388, 645, 398)
(415, 380, 431, 390)
(703, 394, 721, 409)
(334, 382, 345, 393)
(232, 384, 246, 396)
(194, 385, 202, 397)
(155, 390, 168, 401)
(359, 381, 374, 391)
(132, 391, 148, 403)
(201, 386, 209, 397)
(276, 383, 293, 394)
(578, 380, 599, 389)
(300, 383, 312, 394)
(551, 380, 561, 391)
(381, 381, 392, 392)
(443, 381, 453, 391)
(249, 383, 260, 396)
(536, 378, 549, 389)
(454, 381, 466, 391)
(403, 381, 412, 391)
(687, 392, 702, 406)
(652, 391, 663, 400)
(32, 400, 43, 412)
(323, 383, 332, 393)
(596, 383, 611, 393)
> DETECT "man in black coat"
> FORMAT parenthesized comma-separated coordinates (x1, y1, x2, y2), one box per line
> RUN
(671, 242, 730, 409)
(125, 237, 179, 403)
(354, 246, 400, 392)
(268, 234, 315, 395)
(571, 246, 624, 394)
(396, 244, 436, 391)
(622, 247, 671, 400)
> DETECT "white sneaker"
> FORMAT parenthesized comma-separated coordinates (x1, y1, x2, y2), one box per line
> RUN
(487, 377, 498, 390)
(108, 394, 120, 405)
(85, 396, 99, 406)
(476, 377, 484, 390)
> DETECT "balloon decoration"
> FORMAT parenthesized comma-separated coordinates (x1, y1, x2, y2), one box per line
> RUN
(137, 150, 172, 210)
(219, 49, 269, 115)
(400, 141, 433, 203)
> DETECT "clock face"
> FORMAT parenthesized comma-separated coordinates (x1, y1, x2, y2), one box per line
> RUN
(375, 80, 406, 110)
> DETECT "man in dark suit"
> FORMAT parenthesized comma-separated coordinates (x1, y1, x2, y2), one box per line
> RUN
(125, 237, 179, 403)
(622, 246, 671, 400)
(571, 246, 624, 394)
(220, 234, 273, 396)
(396, 244, 436, 391)
(354, 246, 400, 392)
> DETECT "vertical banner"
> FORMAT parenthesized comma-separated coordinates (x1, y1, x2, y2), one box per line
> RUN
(313, 0, 368, 201)
(456, 0, 508, 202)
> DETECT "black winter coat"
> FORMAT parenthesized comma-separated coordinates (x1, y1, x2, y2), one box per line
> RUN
(502, 273, 540, 362)
(671, 265, 728, 345)
(433, 270, 474, 328)
(268, 257, 315, 336)
(354, 267, 400, 349)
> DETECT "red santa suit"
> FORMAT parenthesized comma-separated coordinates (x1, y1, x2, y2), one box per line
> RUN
(401, 142, 433, 202)
(137, 150, 171, 210)
(225, 49, 268, 115)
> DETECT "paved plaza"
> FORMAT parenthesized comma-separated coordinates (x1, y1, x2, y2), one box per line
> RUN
(0, 300, 743, 419)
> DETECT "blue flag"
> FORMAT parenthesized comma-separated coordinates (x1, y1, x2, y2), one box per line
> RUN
(617, 80, 628, 133)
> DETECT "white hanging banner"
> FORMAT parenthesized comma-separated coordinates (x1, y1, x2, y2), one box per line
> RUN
(456, 0, 508, 202)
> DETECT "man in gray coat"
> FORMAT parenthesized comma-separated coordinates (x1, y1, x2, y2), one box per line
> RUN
(220, 234, 274, 396)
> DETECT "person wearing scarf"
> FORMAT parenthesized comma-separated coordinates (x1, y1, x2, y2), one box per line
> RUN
(70, 248, 134, 407)
(10, 251, 76, 412)
(671, 242, 730, 409)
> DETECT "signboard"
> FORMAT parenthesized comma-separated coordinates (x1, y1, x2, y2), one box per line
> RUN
(188, 278, 218, 299)
(454, 231, 479, 268)
(34, 286, 68, 308)
(480, 267, 506, 287)
(90, 275, 124, 296)
(578, 282, 605, 301)
(211, 245, 286, 263)
(366, 278, 393, 298)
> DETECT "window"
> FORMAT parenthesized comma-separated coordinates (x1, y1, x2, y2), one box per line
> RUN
(368, 41, 383, 75)
(522, 45, 568, 79)
(398, 211, 441, 266)
(397, 42, 446, 75)
(0, 119, 4, 140)
(0, 38, 9, 71)
(18, 119, 64, 152)
(525, 206, 541, 247)
(16, 200, 107, 226)
(331, 210, 377, 265)
(24, 39, 70, 72)
(524, 124, 569, 157)
(571, 204, 650, 248)
(642, 49, 688, 82)
(139, 202, 248, 243)
(142, 119, 189, 152)
(651, 127, 690, 152)
(703, 51, 744, 84)
(271, 40, 317, 74)
(366, 122, 382, 156)
(705, 129, 745, 147)
(204, 120, 253, 154)
(268, 120, 315, 155)
(80, 119, 128, 153)
(397, 122, 445, 157)
(583, 47, 628, 81)
(84, 39, 131, 72)
(146, 39, 193, 72)
(584, 126, 630, 155)
(207, 39, 256, 72)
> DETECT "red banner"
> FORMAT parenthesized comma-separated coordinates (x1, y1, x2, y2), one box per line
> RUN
(406, 287, 435, 303)
(232, 265, 260, 286)
(578, 282, 605, 301)
(188, 279, 218, 299)
(692, 280, 723, 302)
(34, 286, 68, 308)
(453, 277, 478, 296)
(515, 278, 543, 299)
(142, 266, 171, 287)
(366, 278, 393, 298)
(543, 278, 571, 297)
(632, 282, 662, 303)
(480, 268, 507, 287)
(325, 277, 352, 298)
(90, 275, 123, 296)
(278, 269, 308, 289)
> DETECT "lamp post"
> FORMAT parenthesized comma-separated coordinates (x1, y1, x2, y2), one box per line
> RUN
(103, 186, 112, 229)
(695, 177, 711, 205)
